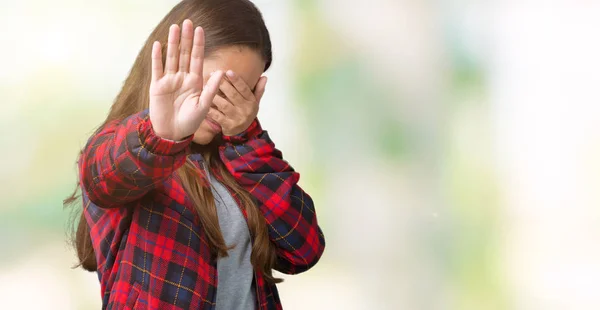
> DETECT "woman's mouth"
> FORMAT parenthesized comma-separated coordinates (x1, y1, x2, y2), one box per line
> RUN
(205, 118, 222, 133)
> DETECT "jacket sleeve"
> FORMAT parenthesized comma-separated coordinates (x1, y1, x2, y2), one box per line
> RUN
(219, 119, 326, 274)
(79, 110, 193, 208)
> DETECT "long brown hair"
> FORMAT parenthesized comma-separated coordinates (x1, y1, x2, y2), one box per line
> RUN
(64, 0, 280, 283)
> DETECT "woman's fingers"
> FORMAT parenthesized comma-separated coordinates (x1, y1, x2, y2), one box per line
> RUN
(219, 78, 243, 105)
(151, 41, 163, 82)
(178, 20, 194, 73)
(207, 107, 227, 124)
(189, 26, 205, 77)
(225, 70, 254, 100)
(253, 76, 268, 102)
(165, 24, 180, 74)
(212, 94, 234, 115)
(199, 70, 225, 109)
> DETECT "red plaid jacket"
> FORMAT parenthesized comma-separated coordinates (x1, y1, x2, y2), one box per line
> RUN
(79, 110, 325, 309)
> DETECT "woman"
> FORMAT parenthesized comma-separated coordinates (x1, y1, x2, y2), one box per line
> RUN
(65, 0, 325, 309)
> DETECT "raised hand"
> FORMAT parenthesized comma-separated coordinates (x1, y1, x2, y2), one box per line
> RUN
(149, 19, 225, 141)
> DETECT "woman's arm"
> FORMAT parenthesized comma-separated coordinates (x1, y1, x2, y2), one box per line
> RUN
(79, 111, 192, 208)
(219, 120, 326, 274)
(80, 20, 225, 208)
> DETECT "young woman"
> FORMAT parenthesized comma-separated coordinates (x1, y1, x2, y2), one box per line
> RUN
(65, 0, 325, 309)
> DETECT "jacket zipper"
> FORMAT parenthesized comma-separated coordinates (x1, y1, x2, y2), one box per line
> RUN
(201, 161, 263, 310)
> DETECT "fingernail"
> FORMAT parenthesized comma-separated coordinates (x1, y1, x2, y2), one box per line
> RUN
(226, 70, 235, 78)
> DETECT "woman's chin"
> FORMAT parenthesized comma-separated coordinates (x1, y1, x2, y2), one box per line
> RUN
(192, 129, 217, 145)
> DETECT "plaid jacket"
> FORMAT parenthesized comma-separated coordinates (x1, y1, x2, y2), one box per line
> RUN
(79, 110, 325, 309)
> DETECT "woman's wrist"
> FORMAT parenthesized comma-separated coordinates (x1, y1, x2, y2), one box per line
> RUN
(222, 118, 262, 143)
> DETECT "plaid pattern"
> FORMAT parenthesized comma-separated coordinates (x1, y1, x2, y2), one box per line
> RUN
(79, 110, 325, 309)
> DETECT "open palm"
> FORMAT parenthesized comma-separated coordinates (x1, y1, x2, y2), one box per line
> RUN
(149, 19, 224, 141)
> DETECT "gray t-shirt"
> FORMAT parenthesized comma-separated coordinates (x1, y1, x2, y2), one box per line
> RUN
(207, 170, 256, 310)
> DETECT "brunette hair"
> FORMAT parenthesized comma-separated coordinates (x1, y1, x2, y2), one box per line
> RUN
(65, 0, 280, 283)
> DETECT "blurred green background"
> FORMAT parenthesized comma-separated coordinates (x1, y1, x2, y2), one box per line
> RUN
(1, 1, 600, 309)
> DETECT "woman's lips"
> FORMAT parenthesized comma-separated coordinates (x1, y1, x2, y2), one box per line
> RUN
(205, 118, 222, 133)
